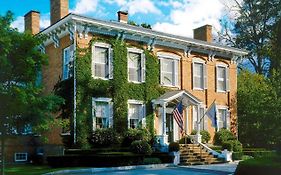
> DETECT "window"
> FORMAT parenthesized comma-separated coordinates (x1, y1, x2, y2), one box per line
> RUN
(192, 106, 207, 131)
(92, 43, 113, 79)
(217, 108, 230, 129)
(128, 100, 145, 128)
(128, 48, 145, 83)
(62, 45, 74, 80)
(92, 98, 113, 130)
(159, 54, 179, 87)
(14, 153, 28, 162)
(193, 61, 207, 89)
(216, 65, 229, 92)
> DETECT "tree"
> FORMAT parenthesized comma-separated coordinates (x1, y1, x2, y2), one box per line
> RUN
(0, 11, 63, 175)
(237, 70, 281, 148)
(219, 0, 281, 74)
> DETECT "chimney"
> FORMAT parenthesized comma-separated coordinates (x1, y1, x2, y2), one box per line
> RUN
(24, 10, 40, 35)
(117, 11, 128, 23)
(193, 25, 213, 42)
(50, 0, 69, 25)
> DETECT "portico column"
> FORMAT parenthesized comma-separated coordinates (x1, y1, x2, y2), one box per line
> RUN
(195, 105, 202, 143)
(162, 102, 168, 145)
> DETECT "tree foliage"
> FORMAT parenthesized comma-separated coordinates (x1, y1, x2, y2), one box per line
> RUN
(0, 11, 63, 135)
(237, 71, 281, 148)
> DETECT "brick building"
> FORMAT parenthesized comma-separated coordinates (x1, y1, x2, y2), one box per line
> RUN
(4, 0, 247, 163)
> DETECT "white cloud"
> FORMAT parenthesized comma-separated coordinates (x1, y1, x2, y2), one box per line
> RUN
(122, 0, 161, 15)
(40, 13, 50, 30)
(153, 0, 225, 37)
(11, 16, 24, 32)
(72, 0, 99, 14)
(105, 0, 126, 6)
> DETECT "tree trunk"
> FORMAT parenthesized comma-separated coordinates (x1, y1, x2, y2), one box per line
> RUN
(0, 135, 4, 175)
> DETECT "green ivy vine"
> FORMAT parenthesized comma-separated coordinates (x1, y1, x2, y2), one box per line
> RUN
(58, 35, 166, 148)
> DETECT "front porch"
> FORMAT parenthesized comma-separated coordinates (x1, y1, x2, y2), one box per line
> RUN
(152, 90, 204, 151)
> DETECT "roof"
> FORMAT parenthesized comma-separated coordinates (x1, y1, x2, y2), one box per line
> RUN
(40, 13, 248, 58)
(153, 90, 202, 106)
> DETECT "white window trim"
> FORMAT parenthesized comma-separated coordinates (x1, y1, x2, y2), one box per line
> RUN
(192, 58, 207, 90)
(216, 63, 229, 93)
(127, 48, 145, 83)
(14, 153, 28, 162)
(92, 97, 113, 130)
(62, 45, 74, 80)
(127, 100, 146, 128)
(92, 42, 112, 80)
(216, 105, 230, 130)
(158, 53, 180, 88)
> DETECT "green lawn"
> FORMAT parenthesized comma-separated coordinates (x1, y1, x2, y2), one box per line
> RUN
(5, 164, 82, 175)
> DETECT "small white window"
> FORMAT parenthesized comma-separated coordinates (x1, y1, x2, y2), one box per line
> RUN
(128, 100, 145, 128)
(14, 153, 28, 162)
(62, 45, 74, 80)
(92, 43, 113, 80)
(216, 65, 229, 92)
(159, 54, 179, 87)
(92, 98, 113, 130)
(193, 61, 207, 90)
(217, 108, 230, 129)
(128, 48, 145, 83)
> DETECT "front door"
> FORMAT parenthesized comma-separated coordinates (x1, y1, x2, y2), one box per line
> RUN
(166, 114, 174, 143)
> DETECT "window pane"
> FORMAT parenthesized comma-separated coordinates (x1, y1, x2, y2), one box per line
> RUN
(217, 67, 226, 91)
(128, 52, 141, 82)
(161, 59, 174, 85)
(95, 47, 108, 63)
(128, 103, 143, 128)
(194, 63, 204, 89)
(95, 102, 109, 128)
(94, 46, 109, 78)
(217, 109, 227, 129)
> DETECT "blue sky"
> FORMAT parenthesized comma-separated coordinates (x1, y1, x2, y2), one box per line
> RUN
(0, 0, 239, 38)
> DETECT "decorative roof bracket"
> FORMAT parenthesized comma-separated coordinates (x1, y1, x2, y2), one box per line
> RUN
(147, 38, 156, 51)
(52, 33, 60, 48)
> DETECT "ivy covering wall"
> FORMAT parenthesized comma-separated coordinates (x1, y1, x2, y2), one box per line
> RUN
(64, 36, 166, 148)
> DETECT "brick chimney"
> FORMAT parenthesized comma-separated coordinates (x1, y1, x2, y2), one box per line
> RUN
(193, 25, 213, 42)
(50, 0, 69, 25)
(24, 10, 40, 35)
(117, 11, 128, 23)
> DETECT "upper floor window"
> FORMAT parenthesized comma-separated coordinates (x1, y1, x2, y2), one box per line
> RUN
(158, 53, 179, 87)
(92, 98, 113, 130)
(128, 48, 145, 83)
(62, 45, 74, 80)
(216, 64, 229, 92)
(217, 107, 230, 130)
(193, 59, 207, 90)
(128, 100, 145, 128)
(92, 43, 113, 80)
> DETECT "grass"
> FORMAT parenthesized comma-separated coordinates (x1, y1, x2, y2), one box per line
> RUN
(239, 154, 281, 168)
(4, 164, 83, 175)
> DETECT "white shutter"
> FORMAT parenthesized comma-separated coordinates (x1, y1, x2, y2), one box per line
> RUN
(192, 106, 197, 131)
(204, 112, 208, 131)
(109, 48, 113, 79)
(141, 53, 145, 82)
(141, 104, 146, 127)
(92, 46, 95, 77)
(216, 66, 219, 92)
(203, 64, 207, 89)
(226, 67, 230, 92)
(109, 102, 113, 127)
(160, 59, 163, 85)
(69, 44, 74, 62)
(92, 99, 96, 131)
(192, 62, 195, 89)
(226, 110, 230, 130)
(174, 60, 179, 86)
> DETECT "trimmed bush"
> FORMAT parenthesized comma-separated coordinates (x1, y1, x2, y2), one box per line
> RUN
(214, 129, 236, 145)
(130, 140, 152, 155)
(222, 141, 233, 151)
(179, 136, 192, 144)
(232, 152, 244, 160)
(222, 140, 243, 152)
(169, 142, 180, 152)
(191, 130, 211, 143)
(90, 128, 120, 147)
(143, 158, 161, 164)
(122, 128, 152, 147)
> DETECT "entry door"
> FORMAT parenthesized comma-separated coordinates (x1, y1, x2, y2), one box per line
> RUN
(166, 114, 174, 143)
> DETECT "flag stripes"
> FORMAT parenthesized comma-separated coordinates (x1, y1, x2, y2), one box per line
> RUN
(172, 102, 184, 133)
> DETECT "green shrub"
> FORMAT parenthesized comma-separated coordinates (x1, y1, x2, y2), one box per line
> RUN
(178, 136, 192, 144)
(122, 128, 152, 147)
(191, 130, 211, 143)
(222, 141, 233, 151)
(143, 158, 161, 164)
(130, 140, 152, 155)
(214, 129, 236, 145)
(232, 152, 244, 160)
(168, 142, 180, 152)
(90, 128, 120, 147)
(232, 140, 243, 152)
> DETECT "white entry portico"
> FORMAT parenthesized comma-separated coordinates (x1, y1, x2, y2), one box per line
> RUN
(152, 90, 203, 149)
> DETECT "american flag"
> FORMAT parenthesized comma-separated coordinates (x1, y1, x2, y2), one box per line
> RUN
(172, 102, 184, 133)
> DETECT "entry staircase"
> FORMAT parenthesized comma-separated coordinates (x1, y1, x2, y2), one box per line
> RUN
(179, 144, 224, 165)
